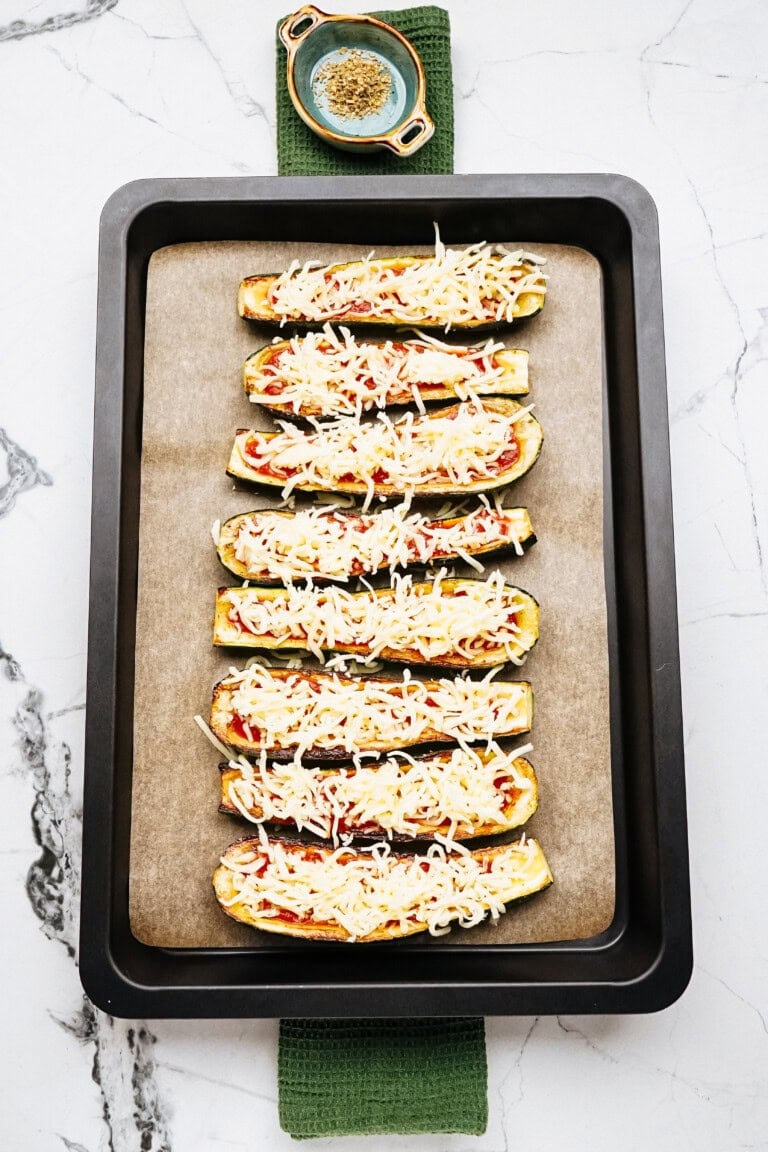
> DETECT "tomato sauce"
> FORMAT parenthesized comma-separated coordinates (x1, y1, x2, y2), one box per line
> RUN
(276, 909, 303, 923)
(495, 443, 520, 471)
(493, 777, 521, 802)
(230, 715, 261, 743)
(244, 435, 297, 480)
(242, 415, 519, 485)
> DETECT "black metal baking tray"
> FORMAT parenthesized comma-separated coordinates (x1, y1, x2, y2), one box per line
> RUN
(80, 175, 691, 1017)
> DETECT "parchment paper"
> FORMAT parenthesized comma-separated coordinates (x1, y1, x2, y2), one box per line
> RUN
(130, 240, 613, 948)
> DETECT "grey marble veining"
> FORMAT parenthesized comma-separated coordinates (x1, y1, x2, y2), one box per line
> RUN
(1, 643, 170, 1150)
(0, 0, 117, 42)
(1, 1, 767, 1149)
(0, 428, 52, 518)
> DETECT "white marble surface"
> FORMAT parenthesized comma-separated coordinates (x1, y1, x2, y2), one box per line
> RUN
(1, 0, 767, 1147)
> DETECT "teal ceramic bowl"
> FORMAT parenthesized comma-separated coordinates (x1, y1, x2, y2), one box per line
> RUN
(279, 5, 434, 156)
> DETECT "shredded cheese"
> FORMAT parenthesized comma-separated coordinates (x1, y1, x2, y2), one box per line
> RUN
(249, 233, 547, 330)
(218, 503, 531, 583)
(223, 742, 535, 841)
(230, 399, 538, 509)
(216, 835, 551, 941)
(212, 664, 533, 755)
(245, 324, 527, 416)
(217, 569, 536, 666)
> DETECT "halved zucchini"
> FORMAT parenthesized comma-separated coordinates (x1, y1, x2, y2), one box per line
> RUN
(215, 505, 536, 584)
(210, 665, 534, 760)
(226, 399, 543, 499)
(238, 248, 546, 331)
(213, 575, 540, 669)
(219, 746, 539, 841)
(244, 331, 529, 419)
(213, 833, 553, 942)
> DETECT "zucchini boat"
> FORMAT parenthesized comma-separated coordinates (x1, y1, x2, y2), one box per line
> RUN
(237, 239, 546, 331)
(215, 504, 536, 584)
(226, 399, 543, 502)
(219, 744, 539, 841)
(213, 832, 553, 942)
(214, 572, 540, 669)
(211, 665, 534, 760)
(244, 327, 529, 418)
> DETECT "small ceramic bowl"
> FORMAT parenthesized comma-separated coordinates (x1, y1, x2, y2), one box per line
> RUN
(279, 5, 435, 157)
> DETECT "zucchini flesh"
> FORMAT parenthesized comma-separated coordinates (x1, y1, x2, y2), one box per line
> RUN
(219, 749, 539, 841)
(210, 665, 534, 760)
(213, 833, 553, 942)
(243, 332, 529, 418)
(215, 505, 535, 584)
(226, 398, 543, 500)
(213, 575, 540, 669)
(237, 248, 546, 331)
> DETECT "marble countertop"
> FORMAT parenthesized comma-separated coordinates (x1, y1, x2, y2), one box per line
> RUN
(1, 1, 767, 1148)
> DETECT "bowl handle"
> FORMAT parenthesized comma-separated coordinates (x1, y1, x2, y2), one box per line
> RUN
(381, 110, 436, 158)
(279, 5, 327, 53)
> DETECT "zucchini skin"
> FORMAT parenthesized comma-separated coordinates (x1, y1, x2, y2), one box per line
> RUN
(213, 833, 553, 942)
(237, 254, 545, 331)
(226, 398, 544, 498)
(243, 339, 530, 418)
(215, 506, 536, 584)
(218, 753, 539, 841)
(213, 577, 541, 669)
(210, 668, 534, 761)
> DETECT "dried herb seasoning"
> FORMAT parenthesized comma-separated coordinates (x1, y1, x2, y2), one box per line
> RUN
(313, 48, 392, 119)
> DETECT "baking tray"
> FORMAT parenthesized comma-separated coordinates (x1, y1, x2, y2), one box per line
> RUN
(80, 174, 691, 1017)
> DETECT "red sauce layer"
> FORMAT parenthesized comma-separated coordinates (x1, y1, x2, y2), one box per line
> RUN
(242, 422, 520, 485)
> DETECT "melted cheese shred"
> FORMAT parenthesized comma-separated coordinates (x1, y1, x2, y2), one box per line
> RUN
(230, 399, 538, 507)
(223, 742, 536, 841)
(245, 325, 527, 416)
(219, 503, 531, 583)
(217, 570, 537, 666)
(213, 665, 533, 756)
(248, 236, 547, 329)
(215, 833, 553, 941)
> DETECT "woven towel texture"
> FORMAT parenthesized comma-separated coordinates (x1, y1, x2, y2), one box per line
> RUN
(279, 1016, 487, 1138)
(276, 6, 454, 175)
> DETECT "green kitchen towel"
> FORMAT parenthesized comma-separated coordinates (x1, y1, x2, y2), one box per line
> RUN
(279, 1017, 488, 1138)
(276, 6, 454, 175)
(275, 10, 481, 1139)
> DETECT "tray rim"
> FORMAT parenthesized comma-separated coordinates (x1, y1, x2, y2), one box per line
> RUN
(80, 173, 692, 1017)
